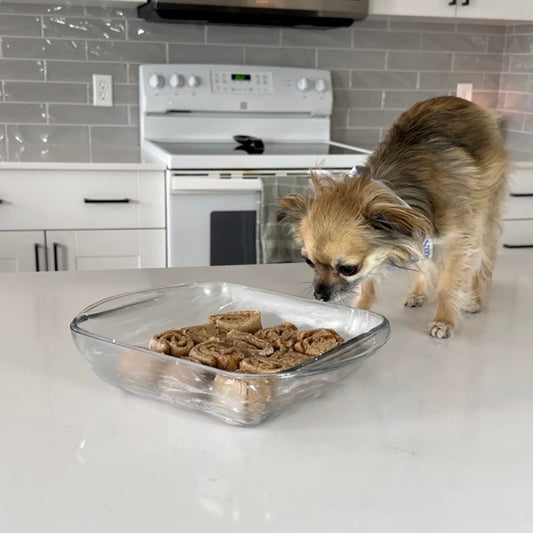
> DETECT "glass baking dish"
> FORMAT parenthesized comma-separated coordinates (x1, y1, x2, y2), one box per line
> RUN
(70, 282, 390, 426)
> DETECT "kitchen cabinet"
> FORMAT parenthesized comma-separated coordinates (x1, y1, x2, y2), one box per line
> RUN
(501, 165, 533, 252)
(369, 0, 533, 21)
(0, 169, 166, 273)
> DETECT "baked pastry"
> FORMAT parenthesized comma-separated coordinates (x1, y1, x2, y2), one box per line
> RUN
(293, 328, 345, 356)
(208, 310, 262, 333)
(271, 350, 310, 370)
(239, 356, 285, 374)
(255, 322, 299, 351)
(181, 323, 226, 344)
(226, 330, 274, 357)
(212, 373, 276, 426)
(189, 340, 245, 371)
(149, 329, 194, 358)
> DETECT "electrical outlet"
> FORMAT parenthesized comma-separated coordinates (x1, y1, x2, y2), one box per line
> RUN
(93, 74, 113, 107)
(456, 83, 473, 102)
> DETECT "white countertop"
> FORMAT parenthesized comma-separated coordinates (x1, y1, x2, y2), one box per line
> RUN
(1, 256, 532, 532)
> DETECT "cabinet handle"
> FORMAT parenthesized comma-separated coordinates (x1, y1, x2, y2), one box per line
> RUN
(461, 0, 470, 4)
(34, 243, 42, 272)
(0, 199, 3, 204)
(503, 244, 533, 249)
(53, 242, 59, 271)
(448, 0, 456, 5)
(510, 192, 533, 197)
(83, 198, 131, 204)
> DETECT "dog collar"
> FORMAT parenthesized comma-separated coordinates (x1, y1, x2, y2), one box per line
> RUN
(349, 166, 433, 260)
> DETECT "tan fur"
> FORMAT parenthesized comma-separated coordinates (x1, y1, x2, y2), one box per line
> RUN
(278, 96, 509, 338)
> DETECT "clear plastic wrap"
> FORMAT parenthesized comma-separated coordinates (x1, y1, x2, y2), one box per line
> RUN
(70, 282, 390, 426)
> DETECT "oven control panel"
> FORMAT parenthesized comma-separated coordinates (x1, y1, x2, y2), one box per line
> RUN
(210, 71, 274, 94)
(139, 64, 332, 116)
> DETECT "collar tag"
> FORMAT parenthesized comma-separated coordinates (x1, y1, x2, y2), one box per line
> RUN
(423, 237, 433, 259)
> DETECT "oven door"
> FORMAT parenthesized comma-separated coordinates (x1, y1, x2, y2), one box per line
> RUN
(167, 173, 261, 267)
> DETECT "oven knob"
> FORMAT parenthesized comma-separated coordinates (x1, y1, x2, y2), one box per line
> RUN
(296, 77, 311, 91)
(187, 75, 201, 88)
(169, 74, 185, 88)
(315, 78, 328, 93)
(148, 74, 165, 89)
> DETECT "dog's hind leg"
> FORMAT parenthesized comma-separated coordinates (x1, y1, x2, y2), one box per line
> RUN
(404, 261, 429, 308)
(466, 212, 501, 313)
(430, 234, 472, 338)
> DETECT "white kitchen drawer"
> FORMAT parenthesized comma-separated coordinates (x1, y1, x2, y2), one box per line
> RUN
(509, 167, 533, 195)
(504, 195, 533, 219)
(501, 219, 533, 251)
(0, 170, 164, 230)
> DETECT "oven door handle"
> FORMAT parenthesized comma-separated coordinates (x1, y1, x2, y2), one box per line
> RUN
(170, 177, 262, 193)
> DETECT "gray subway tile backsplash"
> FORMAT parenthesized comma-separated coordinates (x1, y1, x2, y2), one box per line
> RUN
(1, 3, 533, 161)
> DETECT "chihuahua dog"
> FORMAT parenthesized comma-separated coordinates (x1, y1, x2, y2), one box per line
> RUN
(278, 96, 509, 338)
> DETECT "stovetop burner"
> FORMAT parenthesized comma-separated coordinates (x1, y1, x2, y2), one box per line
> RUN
(233, 135, 265, 154)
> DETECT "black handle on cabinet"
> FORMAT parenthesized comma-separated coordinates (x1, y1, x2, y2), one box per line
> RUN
(461, 0, 470, 5)
(34, 243, 41, 272)
(510, 192, 533, 197)
(503, 244, 533, 249)
(0, 199, 3, 204)
(448, 0, 456, 5)
(53, 242, 59, 271)
(83, 198, 131, 204)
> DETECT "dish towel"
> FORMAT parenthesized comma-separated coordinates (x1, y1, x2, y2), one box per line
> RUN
(257, 175, 310, 264)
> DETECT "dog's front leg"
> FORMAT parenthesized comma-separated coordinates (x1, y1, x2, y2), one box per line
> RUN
(355, 279, 376, 310)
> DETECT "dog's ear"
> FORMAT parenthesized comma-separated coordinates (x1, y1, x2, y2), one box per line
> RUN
(364, 202, 431, 240)
(277, 194, 313, 224)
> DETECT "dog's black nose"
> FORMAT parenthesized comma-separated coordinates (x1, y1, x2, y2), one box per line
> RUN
(314, 283, 331, 302)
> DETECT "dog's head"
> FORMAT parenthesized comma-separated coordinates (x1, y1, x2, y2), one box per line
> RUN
(278, 171, 432, 302)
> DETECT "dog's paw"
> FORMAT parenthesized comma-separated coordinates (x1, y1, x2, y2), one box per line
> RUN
(429, 321, 453, 339)
(404, 294, 426, 308)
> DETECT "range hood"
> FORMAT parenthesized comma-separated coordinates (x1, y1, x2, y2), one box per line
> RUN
(138, 0, 368, 28)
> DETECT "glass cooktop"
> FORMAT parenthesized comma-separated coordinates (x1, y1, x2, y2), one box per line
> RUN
(152, 141, 368, 156)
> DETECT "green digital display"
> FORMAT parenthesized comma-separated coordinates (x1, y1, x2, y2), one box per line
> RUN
(232, 74, 251, 81)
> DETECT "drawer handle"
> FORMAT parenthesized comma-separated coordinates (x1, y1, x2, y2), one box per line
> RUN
(461, 0, 469, 5)
(0, 199, 3, 204)
(34, 243, 42, 272)
(510, 193, 533, 197)
(503, 244, 533, 249)
(53, 242, 59, 271)
(448, 0, 456, 4)
(83, 198, 131, 204)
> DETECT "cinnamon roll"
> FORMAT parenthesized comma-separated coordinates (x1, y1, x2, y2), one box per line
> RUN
(226, 330, 274, 357)
(208, 310, 262, 333)
(255, 322, 299, 351)
(149, 329, 194, 358)
(189, 340, 245, 371)
(181, 323, 226, 344)
(293, 328, 345, 357)
(239, 356, 285, 374)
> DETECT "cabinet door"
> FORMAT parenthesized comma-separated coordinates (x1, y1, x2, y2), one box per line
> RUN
(369, 0, 456, 17)
(456, 0, 533, 20)
(47, 229, 166, 271)
(0, 231, 46, 273)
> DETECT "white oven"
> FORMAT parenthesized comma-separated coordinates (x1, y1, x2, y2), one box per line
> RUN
(167, 171, 260, 267)
(139, 64, 371, 267)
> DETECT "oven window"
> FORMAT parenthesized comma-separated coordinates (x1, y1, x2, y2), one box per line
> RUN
(210, 211, 257, 265)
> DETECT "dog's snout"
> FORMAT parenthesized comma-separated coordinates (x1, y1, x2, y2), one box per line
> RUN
(314, 283, 332, 302)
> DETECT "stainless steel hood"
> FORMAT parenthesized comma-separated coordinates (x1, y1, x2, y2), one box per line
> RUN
(137, 0, 368, 28)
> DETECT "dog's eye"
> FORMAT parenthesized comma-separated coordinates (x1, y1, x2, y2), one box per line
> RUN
(337, 264, 359, 277)
(303, 257, 314, 268)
